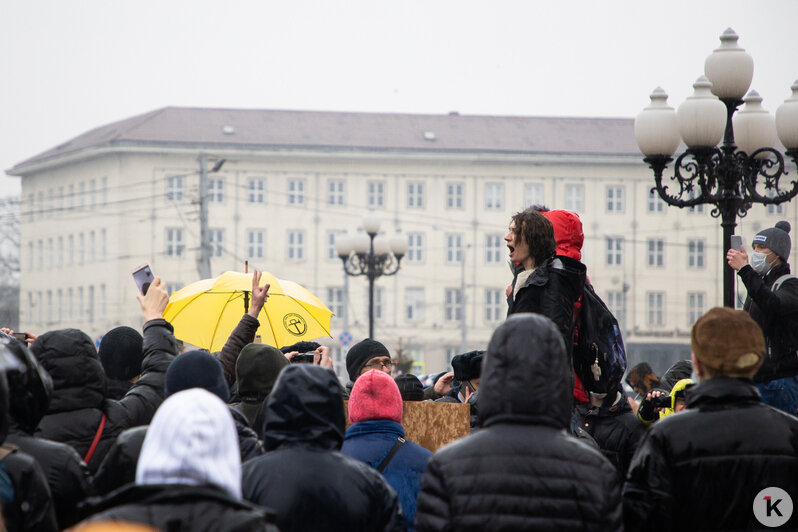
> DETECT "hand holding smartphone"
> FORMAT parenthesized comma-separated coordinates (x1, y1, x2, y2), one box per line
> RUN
(132, 264, 155, 295)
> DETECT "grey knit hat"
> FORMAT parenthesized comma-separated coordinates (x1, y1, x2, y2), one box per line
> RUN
(753, 221, 791, 261)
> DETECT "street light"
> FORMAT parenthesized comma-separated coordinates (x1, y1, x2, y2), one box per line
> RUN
(635, 28, 798, 307)
(336, 213, 408, 338)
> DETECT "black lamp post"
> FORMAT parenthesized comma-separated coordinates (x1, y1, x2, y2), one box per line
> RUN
(635, 28, 798, 307)
(335, 213, 407, 338)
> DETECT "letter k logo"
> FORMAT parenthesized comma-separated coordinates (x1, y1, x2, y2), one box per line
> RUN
(765, 496, 784, 517)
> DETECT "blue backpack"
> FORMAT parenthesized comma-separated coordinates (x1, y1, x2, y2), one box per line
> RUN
(574, 283, 627, 395)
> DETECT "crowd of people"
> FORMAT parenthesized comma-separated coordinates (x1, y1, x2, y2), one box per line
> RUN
(1, 208, 798, 531)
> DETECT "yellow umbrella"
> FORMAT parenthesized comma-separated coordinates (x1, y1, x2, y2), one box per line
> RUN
(163, 271, 333, 351)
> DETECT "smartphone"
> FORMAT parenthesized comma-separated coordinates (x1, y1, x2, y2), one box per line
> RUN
(291, 352, 316, 364)
(730, 235, 743, 251)
(13, 332, 28, 342)
(132, 264, 155, 295)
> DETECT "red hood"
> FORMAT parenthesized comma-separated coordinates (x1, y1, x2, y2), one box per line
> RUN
(542, 210, 583, 261)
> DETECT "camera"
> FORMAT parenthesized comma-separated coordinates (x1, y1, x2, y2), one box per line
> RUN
(650, 394, 672, 409)
(291, 352, 316, 364)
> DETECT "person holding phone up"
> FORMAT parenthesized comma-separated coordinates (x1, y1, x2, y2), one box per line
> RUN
(726, 221, 798, 415)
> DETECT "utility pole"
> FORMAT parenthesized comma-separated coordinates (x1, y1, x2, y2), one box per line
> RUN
(196, 154, 211, 279)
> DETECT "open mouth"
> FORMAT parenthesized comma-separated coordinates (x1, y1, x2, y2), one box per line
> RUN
(507, 244, 515, 255)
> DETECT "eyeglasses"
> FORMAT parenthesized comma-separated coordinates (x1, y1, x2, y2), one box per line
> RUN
(364, 358, 393, 370)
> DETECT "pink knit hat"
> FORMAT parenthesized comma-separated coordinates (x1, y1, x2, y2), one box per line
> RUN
(349, 369, 403, 424)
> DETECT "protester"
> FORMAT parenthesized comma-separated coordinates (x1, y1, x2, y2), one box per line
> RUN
(343, 338, 394, 398)
(98, 326, 144, 400)
(394, 374, 424, 402)
(434, 350, 482, 404)
(0, 340, 59, 532)
(2, 337, 93, 528)
(30, 277, 175, 473)
(727, 221, 798, 414)
(625, 362, 661, 398)
(415, 314, 622, 531)
(231, 343, 289, 426)
(504, 209, 586, 356)
(242, 364, 405, 532)
(624, 307, 798, 530)
(79, 388, 277, 531)
(342, 369, 432, 531)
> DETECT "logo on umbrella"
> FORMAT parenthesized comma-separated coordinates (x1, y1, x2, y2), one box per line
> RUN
(283, 313, 308, 336)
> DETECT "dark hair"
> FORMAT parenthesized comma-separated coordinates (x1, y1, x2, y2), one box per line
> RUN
(510, 210, 555, 267)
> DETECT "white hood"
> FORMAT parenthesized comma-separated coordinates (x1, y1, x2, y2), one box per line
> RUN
(136, 387, 242, 499)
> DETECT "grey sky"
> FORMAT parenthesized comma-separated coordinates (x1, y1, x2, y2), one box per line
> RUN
(2, 0, 797, 195)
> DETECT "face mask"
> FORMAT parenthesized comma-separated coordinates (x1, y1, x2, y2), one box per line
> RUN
(750, 251, 773, 274)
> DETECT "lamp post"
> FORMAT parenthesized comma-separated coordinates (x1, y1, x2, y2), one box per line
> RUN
(335, 213, 408, 338)
(635, 28, 798, 307)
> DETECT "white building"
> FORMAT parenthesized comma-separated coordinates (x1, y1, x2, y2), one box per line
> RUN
(9, 107, 796, 379)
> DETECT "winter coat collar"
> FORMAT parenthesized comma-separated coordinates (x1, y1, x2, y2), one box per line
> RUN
(685, 376, 761, 409)
(345, 419, 405, 440)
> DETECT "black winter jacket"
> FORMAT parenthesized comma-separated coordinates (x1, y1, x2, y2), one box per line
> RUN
(624, 377, 798, 530)
(81, 483, 277, 531)
(0, 446, 59, 532)
(242, 365, 405, 532)
(32, 320, 176, 473)
(414, 313, 622, 532)
(507, 255, 586, 356)
(738, 262, 798, 381)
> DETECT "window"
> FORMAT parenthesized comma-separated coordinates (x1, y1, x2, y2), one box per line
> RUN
(648, 189, 665, 213)
(57, 236, 63, 267)
(68, 184, 74, 210)
(446, 233, 463, 264)
(166, 176, 185, 202)
(36, 292, 42, 325)
(647, 292, 665, 326)
(688, 190, 705, 214)
(89, 179, 96, 208)
(77, 287, 84, 321)
(444, 288, 463, 322)
(327, 179, 345, 206)
(606, 185, 624, 213)
(57, 186, 64, 212)
(47, 189, 54, 215)
(78, 233, 85, 265)
(37, 240, 43, 269)
(56, 289, 63, 323)
(373, 287, 385, 321)
(564, 184, 585, 213)
(606, 237, 623, 266)
(46, 290, 52, 324)
(248, 178, 265, 204)
(165, 228, 184, 257)
(26, 193, 33, 221)
(37, 191, 43, 218)
(407, 233, 425, 263)
(287, 230, 305, 261)
(606, 290, 625, 329)
(208, 178, 224, 203)
(485, 183, 504, 210)
(209, 229, 224, 258)
(367, 181, 385, 208)
(767, 190, 786, 215)
(78, 182, 85, 210)
(688, 292, 705, 326)
(687, 239, 705, 268)
(407, 182, 425, 208)
(405, 287, 425, 321)
(288, 179, 305, 205)
(446, 182, 464, 209)
(67, 288, 73, 320)
(326, 287, 346, 318)
(524, 183, 545, 208)
(485, 234, 502, 264)
(100, 229, 106, 260)
(326, 230, 343, 260)
(99, 284, 106, 316)
(247, 230, 265, 259)
(647, 238, 664, 267)
(101, 177, 107, 205)
(485, 289, 503, 322)
(89, 231, 96, 262)
(87, 285, 94, 323)
(445, 347, 459, 368)
(68, 235, 74, 266)
(47, 238, 53, 268)
(26, 242, 32, 270)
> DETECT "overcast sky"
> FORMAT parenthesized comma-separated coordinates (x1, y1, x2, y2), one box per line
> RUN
(2, 0, 797, 195)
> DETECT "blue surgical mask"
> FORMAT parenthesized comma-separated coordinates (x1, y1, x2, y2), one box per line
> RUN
(750, 251, 773, 274)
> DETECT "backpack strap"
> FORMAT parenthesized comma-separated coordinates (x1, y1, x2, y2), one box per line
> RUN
(376, 436, 405, 473)
(772, 274, 796, 292)
(83, 412, 107, 464)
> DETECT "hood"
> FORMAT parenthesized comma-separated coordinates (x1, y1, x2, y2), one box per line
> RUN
(542, 210, 583, 261)
(660, 359, 693, 393)
(30, 329, 105, 413)
(4, 338, 53, 433)
(261, 364, 345, 452)
(480, 313, 573, 428)
(136, 388, 242, 499)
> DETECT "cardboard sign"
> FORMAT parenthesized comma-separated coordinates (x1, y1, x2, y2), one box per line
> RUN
(345, 401, 470, 452)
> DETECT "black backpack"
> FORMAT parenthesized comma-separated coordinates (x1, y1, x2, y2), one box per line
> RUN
(574, 283, 627, 395)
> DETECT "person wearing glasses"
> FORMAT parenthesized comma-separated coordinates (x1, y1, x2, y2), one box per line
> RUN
(343, 339, 393, 398)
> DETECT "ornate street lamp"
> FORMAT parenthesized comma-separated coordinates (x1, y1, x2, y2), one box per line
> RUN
(635, 28, 798, 307)
(335, 213, 408, 338)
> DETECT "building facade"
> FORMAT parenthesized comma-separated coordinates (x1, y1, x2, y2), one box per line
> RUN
(9, 107, 796, 379)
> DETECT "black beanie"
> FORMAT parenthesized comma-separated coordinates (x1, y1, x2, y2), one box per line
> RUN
(98, 326, 143, 381)
(165, 350, 230, 402)
(394, 374, 424, 401)
(451, 350, 485, 382)
(346, 338, 390, 382)
(236, 343, 289, 400)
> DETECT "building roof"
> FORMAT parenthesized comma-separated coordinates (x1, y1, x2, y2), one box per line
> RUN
(10, 107, 638, 173)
